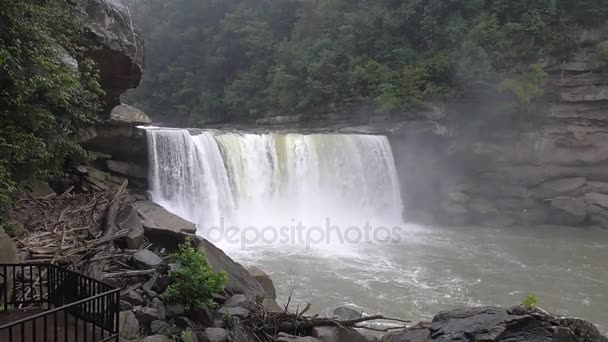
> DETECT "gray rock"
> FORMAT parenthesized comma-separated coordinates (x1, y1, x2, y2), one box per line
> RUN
(125, 290, 145, 306)
(191, 305, 214, 325)
(116, 204, 145, 249)
(362, 334, 379, 342)
(217, 306, 250, 319)
(85, 0, 143, 107)
(142, 335, 172, 342)
(532, 177, 587, 199)
(175, 316, 196, 329)
(247, 266, 277, 300)
(194, 237, 265, 300)
(550, 197, 588, 225)
(136, 201, 197, 235)
(118, 310, 139, 340)
(135, 306, 162, 325)
(151, 298, 166, 321)
(585, 192, 608, 208)
(223, 294, 247, 308)
(380, 326, 430, 342)
(133, 250, 164, 269)
(278, 333, 323, 342)
(110, 104, 152, 125)
(227, 317, 258, 342)
(150, 320, 172, 335)
(332, 306, 362, 320)
(203, 327, 229, 342)
(587, 181, 608, 194)
(166, 303, 185, 318)
(380, 306, 608, 342)
(312, 326, 369, 342)
(107, 160, 147, 179)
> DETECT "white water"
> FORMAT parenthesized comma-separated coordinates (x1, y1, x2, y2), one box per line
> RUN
(146, 128, 404, 253)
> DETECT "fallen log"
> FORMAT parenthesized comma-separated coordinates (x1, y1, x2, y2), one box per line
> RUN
(262, 315, 410, 334)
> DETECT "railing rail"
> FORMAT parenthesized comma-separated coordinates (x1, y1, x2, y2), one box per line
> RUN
(0, 263, 120, 342)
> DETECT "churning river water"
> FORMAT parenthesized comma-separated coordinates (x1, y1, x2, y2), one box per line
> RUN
(144, 128, 608, 332)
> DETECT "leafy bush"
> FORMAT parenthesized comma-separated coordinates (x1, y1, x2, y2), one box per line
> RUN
(164, 238, 227, 311)
(522, 294, 538, 309)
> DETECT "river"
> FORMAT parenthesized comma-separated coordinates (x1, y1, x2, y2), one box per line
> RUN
(145, 128, 608, 332)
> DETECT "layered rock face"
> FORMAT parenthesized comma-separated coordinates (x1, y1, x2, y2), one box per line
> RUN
(392, 25, 608, 229)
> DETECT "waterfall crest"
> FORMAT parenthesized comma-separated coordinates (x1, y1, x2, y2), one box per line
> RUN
(146, 129, 404, 243)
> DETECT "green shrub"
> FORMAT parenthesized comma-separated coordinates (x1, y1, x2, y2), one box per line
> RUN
(2, 222, 25, 238)
(522, 294, 538, 309)
(164, 238, 227, 311)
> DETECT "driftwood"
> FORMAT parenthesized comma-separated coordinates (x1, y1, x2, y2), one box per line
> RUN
(102, 179, 128, 240)
(102, 269, 156, 279)
(261, 314, 410, 333)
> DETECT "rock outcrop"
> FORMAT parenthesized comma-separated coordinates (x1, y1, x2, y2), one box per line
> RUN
(380, 306, 607, 342)
(84, 0, 144, 108)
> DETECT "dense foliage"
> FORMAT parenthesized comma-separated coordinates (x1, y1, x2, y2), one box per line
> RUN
(127, 0, 608, 125)
(0, 0, 103, 224)
(164, 238, 228, 310)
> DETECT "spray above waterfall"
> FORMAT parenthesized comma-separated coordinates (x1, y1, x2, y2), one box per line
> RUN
(146, 128, 404, 250)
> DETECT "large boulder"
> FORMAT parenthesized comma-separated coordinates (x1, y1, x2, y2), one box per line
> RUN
(107, 160, 147, 179)
(115, 204, 145, 249)
(380, 306, 607, 342)
(194, 237, 265, 300)
(118, 310, 139, 340)
(135, 201, 197, 237)
(83, 0, 144, 107)
(247, 266, 277, 300)
(110, 104, 152, 125)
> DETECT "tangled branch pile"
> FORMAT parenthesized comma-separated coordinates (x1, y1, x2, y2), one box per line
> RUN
(8, 183, 129, 271)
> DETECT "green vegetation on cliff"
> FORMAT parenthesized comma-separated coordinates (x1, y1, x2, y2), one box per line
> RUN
(127, 0, 608, 125)
(0, 0, 103, 224)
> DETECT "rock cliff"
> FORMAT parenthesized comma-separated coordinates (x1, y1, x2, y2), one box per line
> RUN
(391, 23, 608, 229)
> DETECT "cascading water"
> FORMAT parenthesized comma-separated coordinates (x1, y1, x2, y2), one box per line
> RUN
(146, 128, 404, 250)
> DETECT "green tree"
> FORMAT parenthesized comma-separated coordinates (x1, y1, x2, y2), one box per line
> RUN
(0, 0, 103, 224)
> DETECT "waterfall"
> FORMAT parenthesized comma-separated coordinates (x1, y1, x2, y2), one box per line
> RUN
(146, 129, 404, 247)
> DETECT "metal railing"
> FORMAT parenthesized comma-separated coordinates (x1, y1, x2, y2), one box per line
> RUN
(0, 263, 120, 342)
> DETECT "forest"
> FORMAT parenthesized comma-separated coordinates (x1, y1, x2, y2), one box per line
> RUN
(126, 0, 608, 125)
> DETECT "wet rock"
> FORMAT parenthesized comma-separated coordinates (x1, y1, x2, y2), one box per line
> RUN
(133, 250, 164, 269)
(116, 204, 145, 249)
(142, 335, 172, 342)
(217, 306, 250, 319)
(264, 298, 284, 313)
(332, 306, 362, 320)
(202, 327, 229, 342)
(362, 334, 379, 342)
(119, 310, 139, 340)
(107, 160, 147, 179)
(532, 177, 587, 199)
(247, 266, 277, 300)
(549, 197, 588, 225)
(194, 237, 265, 300)
(278, 333, 323, 342)
(381, 306, 608, 342)
(312, 326, 369, 342)
(150, 320, 172, 335)
(166, 303, 185, 318)
(223, 294, 247, 308)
